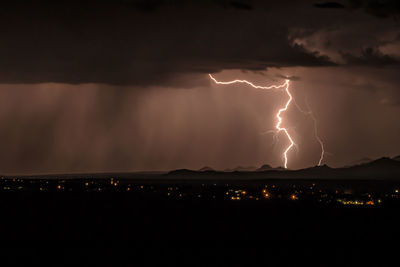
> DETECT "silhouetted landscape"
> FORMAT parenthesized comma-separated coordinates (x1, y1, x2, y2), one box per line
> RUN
(168, 156, 400, 179)
(2, 156, 400, 244)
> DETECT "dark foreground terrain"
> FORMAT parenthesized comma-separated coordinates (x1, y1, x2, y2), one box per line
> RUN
(1, 175, 400, 241)
(2, 192, 400, 241)
(2, 175, 400, 266)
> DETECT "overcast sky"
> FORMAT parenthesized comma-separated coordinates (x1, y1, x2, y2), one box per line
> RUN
(0, 0, 399, 174)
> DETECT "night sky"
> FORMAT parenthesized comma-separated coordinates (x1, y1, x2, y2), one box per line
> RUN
(0, 0, 399, 174)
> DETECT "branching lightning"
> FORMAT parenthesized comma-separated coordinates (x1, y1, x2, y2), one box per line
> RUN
(209, 74, 325, 168)
(275, 80, 295, 169)
(292, 97, 325, 166)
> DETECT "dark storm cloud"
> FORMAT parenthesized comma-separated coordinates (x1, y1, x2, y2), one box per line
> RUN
(348, 0, 400, 18)
(0, 0, 398, 87)
(314, 0, 400, 18)
(121, 0, 254, 11)
(342, 47, 400, 66)
(314, 2, 345, 9)
(290, 3, 400, 67)
(0, 0, 337, 86)
(226, 0, 253, 10)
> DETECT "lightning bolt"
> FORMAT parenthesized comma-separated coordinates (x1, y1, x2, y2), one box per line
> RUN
(292, 98, 325, 166)
(208, 74, 325, 168)
(312, 112, 325, 166)
(209, 74, 294, 168)
(275, 80, 295, 169)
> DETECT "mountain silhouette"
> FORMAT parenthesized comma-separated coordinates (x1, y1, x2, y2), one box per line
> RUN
(224, 166, 258, 172)
(198, 166, 215, 172)
(233, 166, 258, 172)
(393, 155, 400, 161)
(167, 156, 400, 179)
(346, 157, 373, 167)
(256, 164, 274, 172)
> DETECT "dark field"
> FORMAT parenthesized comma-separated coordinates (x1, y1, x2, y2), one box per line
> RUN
(2, 193, 400, 241)
(2, 177, 400, 266)
(2, 176, 400, 242)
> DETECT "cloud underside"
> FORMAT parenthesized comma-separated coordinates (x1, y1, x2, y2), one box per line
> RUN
(0, 0, 398, 86)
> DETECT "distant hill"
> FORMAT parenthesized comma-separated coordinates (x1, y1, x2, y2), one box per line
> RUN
(225, 166, 258, 172)
(393, 155, 400, 161)
(297, 157, 400, 179)
(167, 169, 199, 175)
(344, 157, 400, 177)
(167, 157, 400, 180)
(346, 157, 373, 167)
(198, 166, 215, 172)
(256, 164, 285, 172)
(256, 164, 274, 172)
